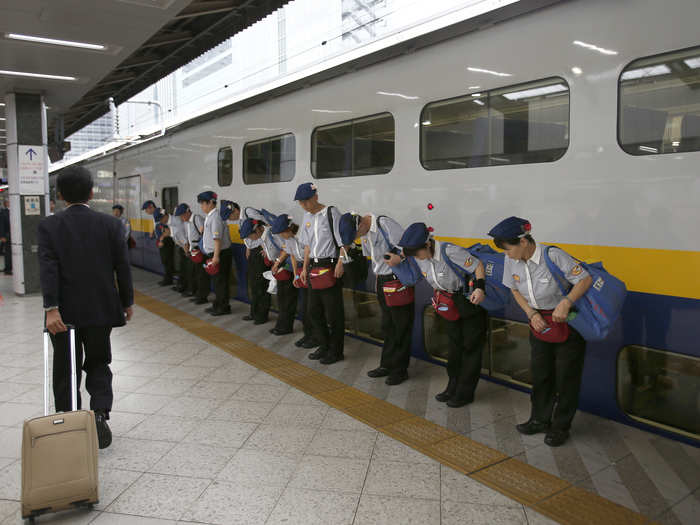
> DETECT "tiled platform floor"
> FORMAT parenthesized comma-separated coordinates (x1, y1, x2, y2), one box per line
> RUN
(0, 269, 697, 524)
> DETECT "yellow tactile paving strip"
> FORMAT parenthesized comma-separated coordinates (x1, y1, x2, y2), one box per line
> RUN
(134, 290, 653, 525)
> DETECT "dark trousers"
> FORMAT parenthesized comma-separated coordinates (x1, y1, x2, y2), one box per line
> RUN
(376, 275, 414, 375)
(194, 258, 211, 300)
(212, 247, 233, 311)
(50, 326, 113, 416)
(174, 248, 190, 290)
(2, 240, 11, 273)
(184, 252, 197, 294)
(444, 293, 487, 402)
(301, 286, 314, 339)
(275, 277, 298, 332)
(159, 237, 174, 281)
(529, 328, 586, 431)
(309, 272, 345, 358)
(248, 248, 270, 322)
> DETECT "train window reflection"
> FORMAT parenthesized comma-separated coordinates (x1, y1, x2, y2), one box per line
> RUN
(312, 113, 395, 178)
(618, 345, 700, 438)
(217, 147, 233, 187)
(242, 133, 295, 185)
(619, 46, 700, 155)
(421, 77, 569, 170)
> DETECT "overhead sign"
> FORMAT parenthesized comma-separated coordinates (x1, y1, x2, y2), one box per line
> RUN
(18, 145, 46, 195)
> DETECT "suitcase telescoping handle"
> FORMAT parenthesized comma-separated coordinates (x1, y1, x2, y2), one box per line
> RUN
(43, 324, 77, 417)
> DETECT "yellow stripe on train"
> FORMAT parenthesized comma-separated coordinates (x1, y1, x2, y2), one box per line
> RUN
(128, 217, 700, 300)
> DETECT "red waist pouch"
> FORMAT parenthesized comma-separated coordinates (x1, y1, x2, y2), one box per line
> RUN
(204, 259, 220, 276)
(190, 250, 204, 263)
(309, 266, 336, 290)
(432, 290, 460, 321)
(274, 267, 292, 281)
(293, 266, 307, 289)
(530, 310, 570, 343)
(383, 279, 414, 307)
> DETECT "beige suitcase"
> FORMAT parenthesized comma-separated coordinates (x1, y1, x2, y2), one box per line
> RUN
(21, 326, 99, 522)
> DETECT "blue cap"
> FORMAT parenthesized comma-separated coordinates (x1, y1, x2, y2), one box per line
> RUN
(487, 216, 531, 239)
(141, 200, 156, 211)
(399, 222, 431, 249)
(112, 204, 124, 212)
(220, 200, 240, 221)
(270, 213, 292, 234)
(153, 208, 167, 222)
(197, 191, 218, 202)
(239, 218, 260, 239)
(294, 182, 317, 201)
(339, 213, 359, 246)
(174, 203, 190, 216)
(260, 208, 277, 225)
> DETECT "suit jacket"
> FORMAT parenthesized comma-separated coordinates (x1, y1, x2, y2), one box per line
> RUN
(0, 208, 10, 240)
(38, 205, 133, 328)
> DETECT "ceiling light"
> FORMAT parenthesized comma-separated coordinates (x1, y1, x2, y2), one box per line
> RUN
(467, 67, 512, 77)
(683, 57, 700, 69)
(213, 135, 246, 139)
(0, 118, 5, 121)
(0, 103, 4, 107)
(473, 99, 485, 106)
(468, 86, 480, 89)
(573, 40, 618, 56)
(571, 66, 583, 75)
(6, 33, 105, 50)
(0, 69, 76, 81)
(638, 145, 658, 153)
(312, 109, 352, 114)
(421, 120, 432, 126)
(621, 64, 670, 81)
(246, 127, 282, 131)
(471, 93, 482, 97)
(502, 84, 568, 101)
(376, 91, 420, 100)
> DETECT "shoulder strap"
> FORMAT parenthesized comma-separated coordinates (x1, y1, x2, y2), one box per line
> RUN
(376, 215, 393, 249)
(327, 205, 339, 252)
(268, 230, 281, 251)
(542, 246, 572, 295)
(440, 242, 471, 284)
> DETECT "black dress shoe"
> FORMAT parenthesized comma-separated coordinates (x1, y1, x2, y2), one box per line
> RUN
(205, 306, 215, 314)
(294, 336, 308, 347)
(270, 328, 292, 336)
(242, 315, 254, 321)
(320, 354, 344, 365)
(435, 379, 457, 402)
(193, 298, 208, 305)
(158, 279, 173, 286)
(253, 318, 269, 325)
(94, 411, 112, 449)
(367, 367, 389, 378)
(181, 291, 194, 297)
(308, 347, 328, 360)
(516, 420, 550, 435)
(446, 396, 473, 408)
(544, 429, 569, 447)
(301, 338, 319, 349)
(385, 371, 408, 386)
(211, 308, 231, 316)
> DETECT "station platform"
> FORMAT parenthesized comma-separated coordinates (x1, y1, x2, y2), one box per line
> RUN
(0, 269, 697, 525)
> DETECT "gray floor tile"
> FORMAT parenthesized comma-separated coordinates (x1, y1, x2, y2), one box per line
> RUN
(363, 460, 440, 500)
(107, 473, 210, 520)
(0, 461, 20, 500)
(243, 424, 318, 456)
(157, 396, 221, 419)
(91, 513, 177, 525)
(288, 455, 370, 493)
(182, 419, 257, 448)
(108, 412, 149, 437)
(116, 393, 174, 415)
(209, 399, 275, 423)
(186, 380, 243, 400)
(181, 480, 283, 525)
(96, 468, 143, 510)
(135, 378, 198, 397)
(231, 383, 289, 404)
(126, 415, 200, 442)
(441, 466, 521, 507)
(99, 437, 175, 472)
(148, 442, 236, 479)
(321, 409, 377, 433)
(441, 500, 527, 525)
(0, 427, 22, 459)
(371, 433, 438, 464)
(354, 494, 441, 525)
(266, 487, 359, 525)
(216, 448, 300, 487)
(263, 403, 328, 427)
(305, 429, 377, 459)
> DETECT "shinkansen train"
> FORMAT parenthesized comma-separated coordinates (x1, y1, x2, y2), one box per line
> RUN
(50, 0, 700, 445)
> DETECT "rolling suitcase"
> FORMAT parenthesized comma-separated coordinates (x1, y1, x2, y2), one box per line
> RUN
(21, 326, 99, 522)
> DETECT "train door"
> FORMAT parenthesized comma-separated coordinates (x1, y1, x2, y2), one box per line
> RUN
(117, 175, 143, 267)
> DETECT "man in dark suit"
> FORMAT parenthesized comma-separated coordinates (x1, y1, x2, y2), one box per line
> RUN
(0, 198, 12, 275)
(38, 166, 134, 449)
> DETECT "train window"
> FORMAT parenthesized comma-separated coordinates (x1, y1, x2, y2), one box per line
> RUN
(489, 318, 532, 386)
(217, 147, 233, 187)
(312, 113, 395, 178)
(343, 288, 383, 342)
(162, 187, 178, 215)
(619, 46, 700, 155)
(421, 77, 569, 170)
(618, 345, 700, 438)
(243, 133, 295, 184)
(423, 307, 489, 371)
